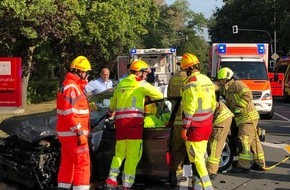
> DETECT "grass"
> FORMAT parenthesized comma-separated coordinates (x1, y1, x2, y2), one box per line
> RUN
(0, 100, 56, 123)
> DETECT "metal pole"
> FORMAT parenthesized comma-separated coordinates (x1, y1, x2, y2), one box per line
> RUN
(273, 0, 277, 53)
(238, 28, 273, 56)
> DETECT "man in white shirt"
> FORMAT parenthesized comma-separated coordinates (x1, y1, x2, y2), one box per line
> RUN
(85, 68, 113, 95)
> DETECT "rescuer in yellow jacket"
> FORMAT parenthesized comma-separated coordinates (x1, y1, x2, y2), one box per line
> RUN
(207, 99, 234, 179)
(167, 61, 187, 189)
(180, 53, 216, 190)
(144, 99, 163, 128)
(104, 60, 163, 189)
(217, 67, 265, 173)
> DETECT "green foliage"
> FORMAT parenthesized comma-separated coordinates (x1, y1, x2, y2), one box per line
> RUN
(209, 0, 290, 56)
(27, 80, 59, 103)
(0, 0, 210, 103)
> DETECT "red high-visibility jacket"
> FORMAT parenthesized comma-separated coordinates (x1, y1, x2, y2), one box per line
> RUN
(56, 72, 90, 138)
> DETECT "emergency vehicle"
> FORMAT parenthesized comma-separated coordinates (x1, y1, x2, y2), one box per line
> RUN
(208, 43, 274, 119)
(117, 48, 178, 96)
(271, 56, 290, 102)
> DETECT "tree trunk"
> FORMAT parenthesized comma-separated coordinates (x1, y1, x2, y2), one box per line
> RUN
(21, 46, 35, 108)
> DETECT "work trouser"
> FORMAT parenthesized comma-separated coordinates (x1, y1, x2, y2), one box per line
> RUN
(237, 119, 265, 169)
(107, 139, 142, 188)
(207, 117, 232, 174)
(186, 141, 214, 190)
(170, 124, 187, 172)
(58, 136, 90, 190)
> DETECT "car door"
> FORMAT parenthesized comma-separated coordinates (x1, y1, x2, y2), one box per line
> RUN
(137, 127, 171, 178)
(136, 97, 181, 179)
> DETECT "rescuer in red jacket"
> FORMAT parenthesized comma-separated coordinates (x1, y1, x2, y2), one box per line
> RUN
(56, 56, 92, 190)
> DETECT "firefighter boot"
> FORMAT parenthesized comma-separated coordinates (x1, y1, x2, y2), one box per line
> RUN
(103, 178, 118, 190)
(169, 170, 177, 189)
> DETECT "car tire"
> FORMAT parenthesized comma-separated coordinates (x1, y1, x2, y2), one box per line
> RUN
(218, 136, 235, 172)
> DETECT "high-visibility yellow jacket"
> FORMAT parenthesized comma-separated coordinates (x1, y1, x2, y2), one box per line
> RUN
(182, 71, 216, 129)
(109, 74, 163, 133)
(221, 79, 259, 126)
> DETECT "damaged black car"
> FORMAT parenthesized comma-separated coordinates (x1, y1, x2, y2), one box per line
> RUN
(0, 88, 234, 189)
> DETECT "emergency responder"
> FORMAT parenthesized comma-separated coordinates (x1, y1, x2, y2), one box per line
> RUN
(167, 61, 187, 189)
(180, 53, 216, 190)
(104, 60, 163, 189)
(217, 67, 265, 173)
(144, 98, 163, 128)
(56, 56, 92, 190)
(207, 97, 234, 179)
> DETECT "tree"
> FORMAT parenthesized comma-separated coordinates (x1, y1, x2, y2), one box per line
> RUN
(0, 0, 88, 104)
(0, 0, 160, 103)
(209, 0, 289, 56)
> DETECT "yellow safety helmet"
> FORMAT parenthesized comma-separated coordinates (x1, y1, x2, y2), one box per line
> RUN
(180, 53, 200, 69)
(70, 56, 92, 72)
(144, 103, 157, 115)
(217, 67, 234, 80)
(130, 60, 151, 73)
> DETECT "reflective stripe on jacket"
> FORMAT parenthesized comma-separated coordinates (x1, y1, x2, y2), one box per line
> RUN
(182, 71, 216, 129)
(56, 72, 90, 137)
(221, 79, 260, 126)
(167, 70, 187, 123)
(213, 101, 234, 125)
(110, 74, 163, 128)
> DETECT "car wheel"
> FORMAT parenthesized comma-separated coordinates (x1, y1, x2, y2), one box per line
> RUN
(218, 136, 234, 172)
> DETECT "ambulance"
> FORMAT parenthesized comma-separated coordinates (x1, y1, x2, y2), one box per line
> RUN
(117, 48, 178, 97)
(117, 48, 177, 84)
(208, 43, 274, 119)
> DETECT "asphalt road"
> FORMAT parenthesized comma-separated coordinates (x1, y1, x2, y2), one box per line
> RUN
(1, 98, 290, 190)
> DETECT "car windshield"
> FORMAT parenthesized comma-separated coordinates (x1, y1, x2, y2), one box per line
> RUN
(220, 61, 268, 80)
(88, 88, 115, 125)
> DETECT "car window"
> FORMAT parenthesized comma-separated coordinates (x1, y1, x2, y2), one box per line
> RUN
(88, 88, 115, 126)
(88, 88, 115, 111)
(144, 97, 181, 129)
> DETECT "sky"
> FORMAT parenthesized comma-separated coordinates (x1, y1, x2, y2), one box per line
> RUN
(165, 0, 224, 40)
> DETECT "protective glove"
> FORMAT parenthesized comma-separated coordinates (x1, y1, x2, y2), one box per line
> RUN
(89, 102, 97, 111)
(234, 106, 243, 114)
(78, 135, 88, 145)
(181, 129, 188, 141)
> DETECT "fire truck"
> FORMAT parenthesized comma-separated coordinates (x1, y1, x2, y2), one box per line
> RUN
(271, 56, 290, 102)
(208, 43, 274, 119)
(117, 48, 178, 96)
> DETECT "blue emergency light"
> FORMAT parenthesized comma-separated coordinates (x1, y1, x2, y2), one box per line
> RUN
(217, 44, 226, 53)
(130, 49, 137, 54)
(170, 48, 176, 52)
(257, 44, 265, 54)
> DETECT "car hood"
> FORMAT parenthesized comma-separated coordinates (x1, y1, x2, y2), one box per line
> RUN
(0, 111, 57, 143)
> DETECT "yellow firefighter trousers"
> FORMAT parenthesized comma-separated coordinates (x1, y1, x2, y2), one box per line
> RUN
(186, 140, 214, 190)
(207, 117, 232, 174)
(237, 119, 265, 168)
